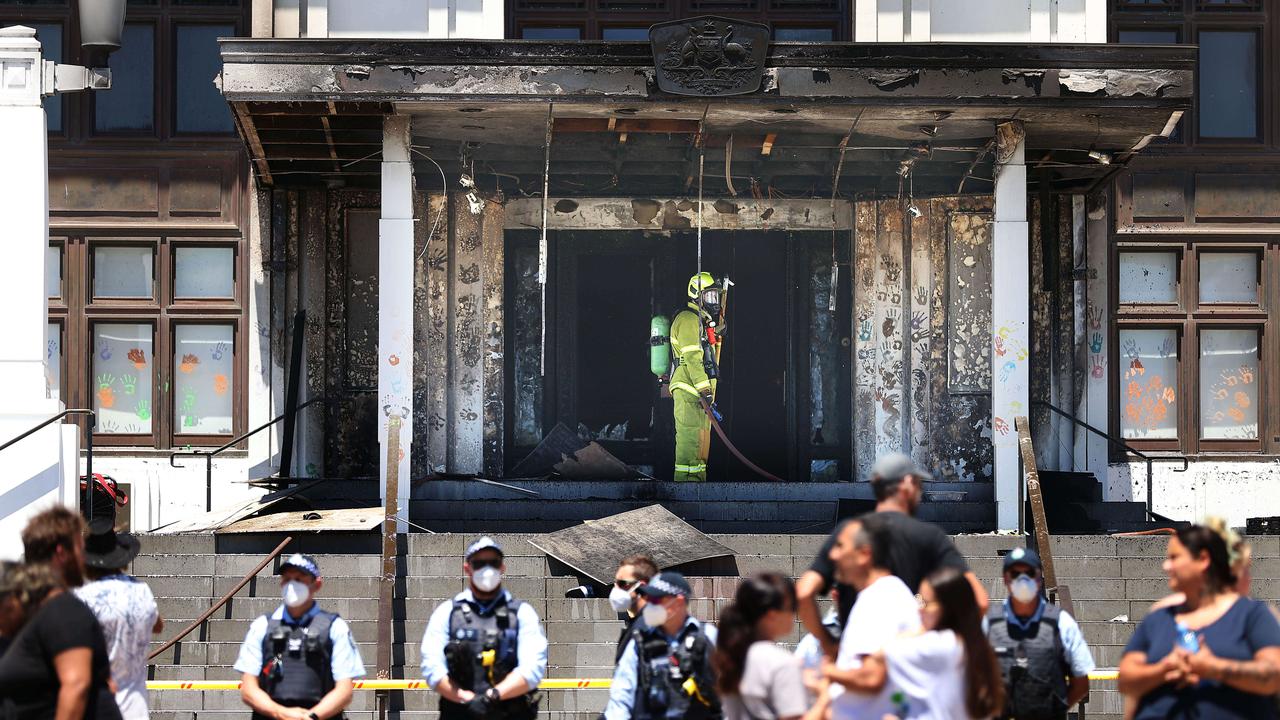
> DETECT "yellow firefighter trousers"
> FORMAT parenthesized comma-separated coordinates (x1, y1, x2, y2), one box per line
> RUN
(673, 389, 710, 482)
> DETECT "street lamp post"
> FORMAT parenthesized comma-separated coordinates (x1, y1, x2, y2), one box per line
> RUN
(0, 2, 126, 557)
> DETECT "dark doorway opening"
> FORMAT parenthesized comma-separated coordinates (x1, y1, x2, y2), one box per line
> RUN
(504, 229, 851, 481)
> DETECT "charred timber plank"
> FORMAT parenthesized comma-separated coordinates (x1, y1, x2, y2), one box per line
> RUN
(233, 102, 273, 185)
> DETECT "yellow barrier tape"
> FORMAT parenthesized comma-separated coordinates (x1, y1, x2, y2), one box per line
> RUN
(147, 674, 1117, 691)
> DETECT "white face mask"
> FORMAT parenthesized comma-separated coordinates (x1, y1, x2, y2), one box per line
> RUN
(609, 586, 634, 613)
(1010, 574, 1039, 604)
(642, 601, 669, 628)
(472, 566, 502, 593)
(282, 580, 311, 608)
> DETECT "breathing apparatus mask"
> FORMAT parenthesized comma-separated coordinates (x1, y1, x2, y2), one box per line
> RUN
(698, 287, 722, 321)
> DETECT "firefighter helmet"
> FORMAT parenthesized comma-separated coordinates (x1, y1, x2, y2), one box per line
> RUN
(687, 272, 718, 300)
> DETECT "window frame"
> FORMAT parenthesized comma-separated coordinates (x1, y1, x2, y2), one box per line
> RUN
(1109, 0, 1274, 149)
(1110, 234, 1279, 456)
(509, 0, 849, 40)
(0, 0, 247, 142)
(59, 232, 245, 449)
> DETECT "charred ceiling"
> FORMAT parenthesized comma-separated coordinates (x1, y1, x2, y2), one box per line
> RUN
(219, 39, 1193, 196)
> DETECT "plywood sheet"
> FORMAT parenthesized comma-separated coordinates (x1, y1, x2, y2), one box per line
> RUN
(529, 504, 733, 584)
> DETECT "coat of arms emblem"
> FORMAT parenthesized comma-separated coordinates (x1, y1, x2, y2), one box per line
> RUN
(650, 17, 769, 97)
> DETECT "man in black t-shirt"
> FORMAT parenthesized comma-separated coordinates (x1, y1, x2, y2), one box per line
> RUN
(796, 452, 990, 659)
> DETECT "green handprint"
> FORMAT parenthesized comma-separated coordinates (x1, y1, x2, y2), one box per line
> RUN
(120, 373, 137, 395)
(135, 399, 150, 421)
(95, 373, 114, 390)
(181, 387, 199, 428)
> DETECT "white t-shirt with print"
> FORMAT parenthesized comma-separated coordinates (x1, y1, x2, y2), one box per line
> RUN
(829, 574, 921, 720)
(884, 629, 971, 720)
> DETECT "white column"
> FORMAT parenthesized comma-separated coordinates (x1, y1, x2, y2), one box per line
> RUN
(0, 26, 75, 559)
(992, 120, 1030, 531)
(379, 115, 414, 532)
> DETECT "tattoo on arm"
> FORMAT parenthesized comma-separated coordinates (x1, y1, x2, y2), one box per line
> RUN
(1220, 659, 1279, 684)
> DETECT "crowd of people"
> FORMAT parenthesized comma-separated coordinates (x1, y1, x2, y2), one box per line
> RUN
(2, 451, 1280, 719)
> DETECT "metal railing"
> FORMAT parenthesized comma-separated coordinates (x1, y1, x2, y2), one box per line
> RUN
(148, 535, 293, 663)
(1033, 400, 1187, 523)
(169, 398, 325, 512)
(0, 408, 97, 517)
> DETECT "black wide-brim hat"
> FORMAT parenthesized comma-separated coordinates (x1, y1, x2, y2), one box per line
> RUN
(84, 517, 141, 569)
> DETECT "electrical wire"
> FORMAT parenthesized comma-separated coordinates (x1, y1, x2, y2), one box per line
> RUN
(410, 147, 448, 262)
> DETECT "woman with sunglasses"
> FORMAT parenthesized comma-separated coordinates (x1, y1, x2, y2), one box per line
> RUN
(833, 567, 1003, 719)
(1119, 524, 1280, 720)
(713, 573, 823, 720)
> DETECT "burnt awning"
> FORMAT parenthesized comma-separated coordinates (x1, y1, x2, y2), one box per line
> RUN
(218, 39, 1193, 195)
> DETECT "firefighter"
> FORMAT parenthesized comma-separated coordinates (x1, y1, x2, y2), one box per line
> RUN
(669, 272, 724, 483)
(420, 537, 549, 720)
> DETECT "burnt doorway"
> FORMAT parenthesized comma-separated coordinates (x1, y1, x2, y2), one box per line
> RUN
(504, 229, 851, 481)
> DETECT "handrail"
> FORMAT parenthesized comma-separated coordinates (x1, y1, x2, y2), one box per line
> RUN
(1032, 400, 1187, 523)
(0, 409, 96, 518)
(169, 397, 325, 512)
(1015, 416, 1057, 592)
(148, 535, 293, 662)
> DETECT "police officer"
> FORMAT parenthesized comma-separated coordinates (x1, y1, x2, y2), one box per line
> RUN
(986, 548, 1095, 720)
(603, 571, 721, 720)
(421, 537, 548, 720)
(234, 553, 365, 720)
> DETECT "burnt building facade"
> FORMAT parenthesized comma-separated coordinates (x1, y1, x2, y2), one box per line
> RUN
(10, 0, 1277, 532)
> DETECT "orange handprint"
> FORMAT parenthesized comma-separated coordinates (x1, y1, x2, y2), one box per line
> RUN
(1234, 391, 1250, 409)
(97, 386, 115, 409)
(179, 354, 200, 374)
(127, 348, 146, 369)
(213, 374, 228, 395)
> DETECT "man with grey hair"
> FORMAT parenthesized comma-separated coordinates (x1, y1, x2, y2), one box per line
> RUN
(821, 514, 920, 720)
(797, 452, 989, 658)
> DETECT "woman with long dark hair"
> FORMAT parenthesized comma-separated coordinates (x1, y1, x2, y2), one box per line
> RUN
(713, 573, 818, 720)
(831, 566, 1003, 719)
(1119, 524, 1280, 719)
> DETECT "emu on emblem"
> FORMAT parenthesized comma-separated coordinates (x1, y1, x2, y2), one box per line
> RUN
(650, 16, 769, 97)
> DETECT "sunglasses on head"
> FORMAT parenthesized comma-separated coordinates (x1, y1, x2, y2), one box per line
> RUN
(469, 557, 502, 570)
(615, 579, 642, 591)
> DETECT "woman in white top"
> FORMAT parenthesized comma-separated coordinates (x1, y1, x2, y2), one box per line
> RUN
(713, 573, 824, 720)
(835, 567, 1004, 720)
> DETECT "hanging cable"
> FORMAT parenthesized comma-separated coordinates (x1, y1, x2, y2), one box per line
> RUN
(538, 104, 553, 376)
(410, 147, 448, 263)
(829, 111, 862, 314)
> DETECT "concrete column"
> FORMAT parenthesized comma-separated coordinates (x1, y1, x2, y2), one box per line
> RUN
(0, 26, 76, 559)
(379, 115, 414, 532)
(992, 120, 1030, 531)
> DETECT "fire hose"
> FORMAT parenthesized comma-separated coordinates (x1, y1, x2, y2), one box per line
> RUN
(698, 396, 785, 482)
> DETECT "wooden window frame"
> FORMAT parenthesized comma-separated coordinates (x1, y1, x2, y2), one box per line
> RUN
(61, 233, 245, 449)
(1110, 235, 1279, 456)
(1109, 0, 1275, 149)
(0, 1, 247, 144)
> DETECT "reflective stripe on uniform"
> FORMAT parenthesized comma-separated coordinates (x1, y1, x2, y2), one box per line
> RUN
(670, 382, 700, 396)
(675, 344, 703, 354)
(674, 464, 707, 473)
(693, 380, 711, 390)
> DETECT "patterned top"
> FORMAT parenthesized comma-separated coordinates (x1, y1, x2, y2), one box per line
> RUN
(75, 574, 159, 720)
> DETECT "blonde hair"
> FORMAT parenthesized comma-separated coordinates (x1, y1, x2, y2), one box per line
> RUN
(1203, 516, 1250, 575)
